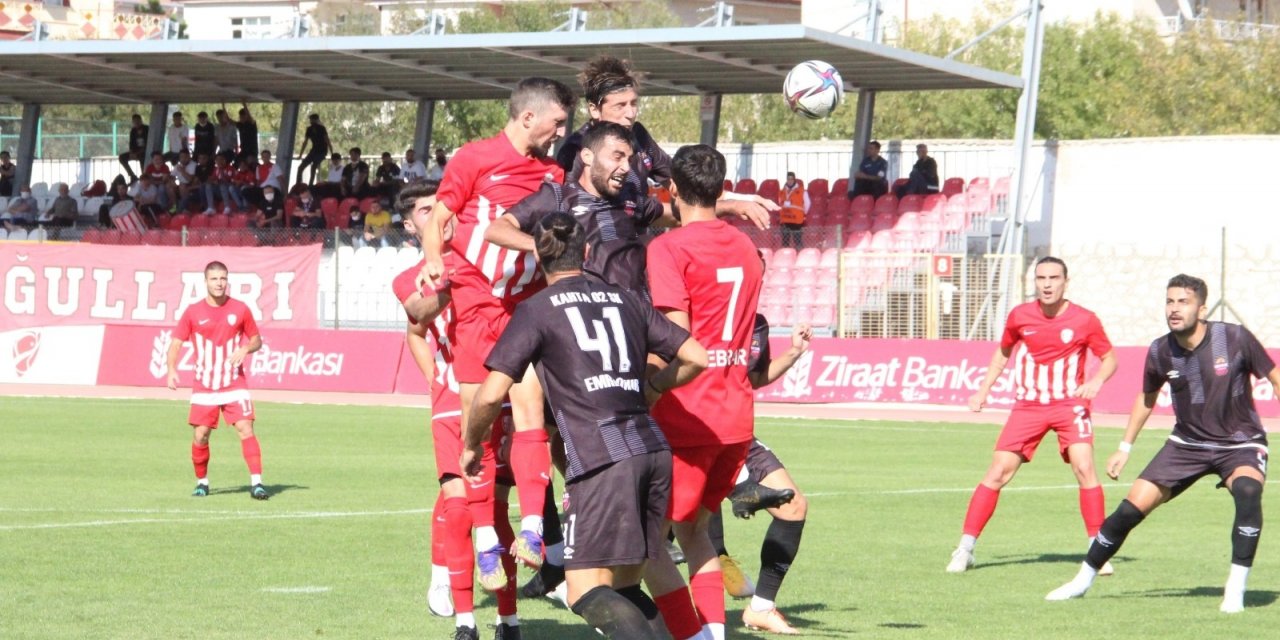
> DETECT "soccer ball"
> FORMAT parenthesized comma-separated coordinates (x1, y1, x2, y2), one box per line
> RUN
(783, 60, 844, 120)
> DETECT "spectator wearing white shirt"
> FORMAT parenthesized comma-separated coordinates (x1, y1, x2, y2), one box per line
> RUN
(426, 147, 448, 182)
(214, 109, 239, 162)
(401, 148, 428, 184)
(164, 112, 190, 164)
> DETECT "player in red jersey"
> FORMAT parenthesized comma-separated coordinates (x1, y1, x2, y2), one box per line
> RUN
(394, 183, 523, 640)
(166, 261, 268, 500)
(420, 78, 576, 579)
(643, 145, 764, 640)
(947, 257, 1118, 574)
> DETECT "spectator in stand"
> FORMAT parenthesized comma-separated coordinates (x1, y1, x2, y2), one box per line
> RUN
(142, 152, 175, 211)
(235, 104, 259, 164)
(134, 175, 166, 225)
(118, 113, 149, 183)
(850, 140, 888, 199)
(895, 144, 940, 198)
(373, 151, 401, 199)
(3, 185, 37, 232)
(252, 185, 284, 229)
(214, 109, 239, 163)
(293, 188, 324, 229)
(100, 180, 133, 227)
(341, 147, 370, 199)
(192, 112, 217, 162)
(246, 150, 283, 208)
(233, 158, 257, 210)
(778, 171, 810, 250)
(39, 183, 79, 230)
(401, 148, 428, 184)
(360, 197, 395, 248)
(212, 155, 245, 214)
(0, 151, 15, 197)
(191, 152, 218, 215)
(172, 150, 198, 210)
(296, 113, 332, 186)
(164, 112, 190, 164)
(426, 146, 447, 182)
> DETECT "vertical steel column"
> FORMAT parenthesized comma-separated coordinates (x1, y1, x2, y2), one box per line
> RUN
(14, 103, 42, 190)
(146, 102, 169, 157)
(699, 94, 722, 147)
(276, 101, 301, 185)
(1009, 0, 1045, 258)
(413, 99, 436, 159)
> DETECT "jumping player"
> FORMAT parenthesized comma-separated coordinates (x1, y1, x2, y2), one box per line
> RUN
(394, 183, 522, 640)
(420, 78, 576, 582)
(643, 145, 764, 640)
(166, 261, 267, 500)
(1047, 274, 1280, 613)
(947, 257, 1118, 574)
(463, 213, 708, 639)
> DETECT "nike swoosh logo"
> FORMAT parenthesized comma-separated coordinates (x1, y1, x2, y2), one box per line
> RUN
(469, 481, 492, 490)
(1024, 330, 1036, 335)
(489, 174, 510, 182)
(198, 319, 210, 325)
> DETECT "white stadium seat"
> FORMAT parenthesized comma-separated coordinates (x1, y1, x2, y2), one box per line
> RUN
(7, 229, 28, 241)
(29, 182, 49, 199)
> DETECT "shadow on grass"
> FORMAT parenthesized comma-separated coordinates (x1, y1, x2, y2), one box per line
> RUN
(1109, 586, 1278, 608)
(978, 552, 1133, 570)
(487, 598, 855, 638)
(207, 483, 307, 497)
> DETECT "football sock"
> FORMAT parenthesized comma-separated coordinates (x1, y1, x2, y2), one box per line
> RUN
(1230, 476, 1263, 567)
(431, 492, 447, 569)
(442, 496, 475, 614)
(494, 501, 519, 616)
(705, 622, 724, 640)
(1086, 499, 1145, 570)
(192, 443, 210, 480)
(707, 511, 728, 557)
(571, 585, 656, 639)
(653, 587, 703, 640)
(510, 430, 551, 522)
(749, 595, 775, 612)
(497, 614, 519, 626)
(455, 612, 476, 629)
(474, 526, 499, 552)
(250, 474, 262, 486)
(689, 571, 726, 625)
(1079, 485, 1106, 538)
(543, 482, 564, 549)
(616, 585, 661, 621)
(240, 436, 262, 475)
(961, 484, 1000, 539)
(1226, 563, 1251, 592)
(757, 518, 805, 602)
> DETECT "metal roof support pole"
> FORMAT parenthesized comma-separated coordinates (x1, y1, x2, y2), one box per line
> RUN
(848, 89, 876, 197)
(146, 102, 169, 158)
(1008, 0, 1044, 259)
(276, 101, 300, 183)
(699, 94, 722, 147)
(14, 103, 41, 191)
(413, 99, 436, 162)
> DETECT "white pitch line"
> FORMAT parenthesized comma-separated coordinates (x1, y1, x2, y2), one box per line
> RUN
(262, 586, 331, 594)
(0, 508, 431, 532)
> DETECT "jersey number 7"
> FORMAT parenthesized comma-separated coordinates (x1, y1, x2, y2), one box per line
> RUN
(716, 267, 744, 341)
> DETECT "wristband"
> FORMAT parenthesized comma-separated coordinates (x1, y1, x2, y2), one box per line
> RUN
(1118, 441, 1132, 453)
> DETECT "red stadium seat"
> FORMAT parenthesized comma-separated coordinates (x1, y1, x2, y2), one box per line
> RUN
(873, 194, 898, 217)
(850, 194, 875, 217)
(229, 213, 251, 228)
(871, 213, 895, 233)
(160, 230, 182, 246)
(810, 304, 835, 328)
(765, 269, 792, 288)
(723, 179, 733, 193)
(830, 178, 848, 197)
(80, 228, 104, 244)
(168, 214, 190, 231)
(819, 248, 840, 268)
(360, 196, 380, 213)
(757, 246, 773, 265)
(794, 248, 822, 268)
(320, 197, 339, 218)
(806, 178, 829, 199)
(942, 177, 966, 197)
(771, 248, 797, 269)
(188, 215, 211, 229)
(734, 179, 757, 195)
(916, 230, 943, 252)
(848, 213, 872, 234)
(142, 229, 165, 245)
(790, 268, 818, 287)
(209, 215, 230, 229)
(966, 189, 990, 214)
(827, 194, 850, 217)
(968, 177, 989, 190)
(844, 232, 870, 252)
(922, 193, 947, 215)
(992, 176, 1011, 196)
(763, 304, 791, 327)
(891, 178, 909, 194)
(756, 179, 780, 201)
(284, 198, 298, 227)
(868, 230, 894, 252)
(898, 194, 924, 214)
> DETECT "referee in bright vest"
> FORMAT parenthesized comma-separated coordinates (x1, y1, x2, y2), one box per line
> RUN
(778, 172, 810, 249)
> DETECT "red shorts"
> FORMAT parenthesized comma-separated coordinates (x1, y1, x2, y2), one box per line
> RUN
(432, 410, 514, 488)
(188, 392, 254, 428)
(449, 275, 519, 384)
(996, 403, 1094, 463)
(668, 441, 751, 523)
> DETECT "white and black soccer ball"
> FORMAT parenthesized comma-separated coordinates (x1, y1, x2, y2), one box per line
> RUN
(783, 60, 845, 120)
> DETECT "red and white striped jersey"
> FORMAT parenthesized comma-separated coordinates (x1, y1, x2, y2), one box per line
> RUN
(1000, 301, 1113, 407)
(173, 297, 259, 395)
(436, 132, 563, 300)
(391, 261, 461, 421)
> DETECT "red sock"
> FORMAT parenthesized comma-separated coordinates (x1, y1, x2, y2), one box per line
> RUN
(431, 491, 446, 567)
(191, 443, 210, 480)
(653, 587, 703, 640)
(442, 497, 475, 614)
(467, 446, 497, 528)
(1079, 485, 1106, 538)
(510, 430, 550, 524)
(690, 570, 725, 625)
(240, 436, 262, 475)
(962, 484, 1000, 538)
(494, 501, 518, 617)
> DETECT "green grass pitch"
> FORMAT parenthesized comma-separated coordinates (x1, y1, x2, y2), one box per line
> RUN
(1, 397, 1275, 639)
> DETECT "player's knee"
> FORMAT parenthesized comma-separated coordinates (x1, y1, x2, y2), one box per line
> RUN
(1232, 476, 1263, 519)
(774, 491, 807, 520)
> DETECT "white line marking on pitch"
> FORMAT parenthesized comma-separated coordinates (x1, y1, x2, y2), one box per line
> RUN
(0, 508, 431, 532)
(262, 586, 331, 594)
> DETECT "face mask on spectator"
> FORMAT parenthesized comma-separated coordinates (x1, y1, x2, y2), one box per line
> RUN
(21, 190, 31, 198)
(265, 192, 275, 202)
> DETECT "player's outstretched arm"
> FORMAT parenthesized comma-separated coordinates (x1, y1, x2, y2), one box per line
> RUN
(969, 346, 1012, 412)
(419, 200, 456, 288)
(751, 323, 813, 389)
(402, 290, 451, 327)
(165, 338, 183, 390)
(483, 214, 535, 253)
(461, 371, 515, 480)
(1267, 367, 1280, 405)
(405, 321, 434, 382)
(1073, 349, 1118, 400)
(715, 192, 776, 230)
(645, 337, 708, 405)
(1108, 390, 1159, 480)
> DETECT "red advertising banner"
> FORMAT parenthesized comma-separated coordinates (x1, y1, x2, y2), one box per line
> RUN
(97, 324, 404, 393)
(0, 243, 320, 331)
(393, 342, 431, 396)
(754, 338, 1280, 417)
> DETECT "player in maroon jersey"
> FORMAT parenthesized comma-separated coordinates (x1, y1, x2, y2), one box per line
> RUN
(642, 145, 764, 640)
(394, 182, 523, 640)
(419, 78, 576, 584)
(166, 261, 267, 500)
(947, 257, 1119, 574)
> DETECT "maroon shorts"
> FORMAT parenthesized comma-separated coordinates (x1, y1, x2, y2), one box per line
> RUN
(744, 439, 787, 484)
(668, 441, 751, 522)
(996, 403, 1094, 463)
(562, 450, 671, 569)
(188, 392, 254, 428)
(1138, 440, 1269, 499)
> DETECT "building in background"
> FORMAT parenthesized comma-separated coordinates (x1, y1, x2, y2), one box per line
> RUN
(0, 0, 181, 40)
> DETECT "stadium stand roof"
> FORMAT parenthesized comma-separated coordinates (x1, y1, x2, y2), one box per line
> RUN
(0, 24, 1021, 105)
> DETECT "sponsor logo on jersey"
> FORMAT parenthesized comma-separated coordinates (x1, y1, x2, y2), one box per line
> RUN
(227, 313, 237, 325)
(1060, 328, 1074, 344)
(489, 174, 510, 182)
(1167, 370, 1181, 379)
(1214, 356, 1229, 376)
(12, 330, 40, 378)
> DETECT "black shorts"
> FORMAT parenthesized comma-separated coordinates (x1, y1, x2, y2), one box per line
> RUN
(1138, 440, 1269, 499)
(561, 450, 671, 570)
(744, 438, 786, 484)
